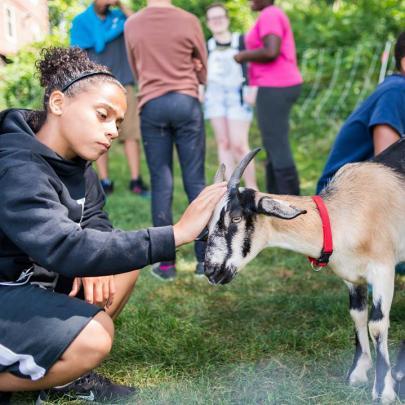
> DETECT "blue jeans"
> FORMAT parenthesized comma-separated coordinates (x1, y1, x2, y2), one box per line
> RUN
(140, 92, 206, 262)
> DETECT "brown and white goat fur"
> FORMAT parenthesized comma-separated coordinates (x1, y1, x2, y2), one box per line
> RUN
(205, 158, 405, 403)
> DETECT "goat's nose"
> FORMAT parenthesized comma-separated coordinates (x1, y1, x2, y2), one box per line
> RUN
(204, 264, 215, 277)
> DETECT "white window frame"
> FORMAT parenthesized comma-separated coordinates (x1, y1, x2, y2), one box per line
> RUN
(4, 4, 17, 43)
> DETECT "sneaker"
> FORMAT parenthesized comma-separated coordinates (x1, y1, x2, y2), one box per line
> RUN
(129, 177, 150, 197)
(195, 262, 205, 277)
(37, 372, 137, 404)
(151, 261, 176, 281)
(0, 392, 12, 405)
(100, 179, 114, 195)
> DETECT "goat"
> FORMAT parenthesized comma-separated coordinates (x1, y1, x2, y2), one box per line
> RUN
(204, 146, 405, 403)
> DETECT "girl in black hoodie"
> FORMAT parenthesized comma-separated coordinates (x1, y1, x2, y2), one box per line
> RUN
(0, 47, 226, 404)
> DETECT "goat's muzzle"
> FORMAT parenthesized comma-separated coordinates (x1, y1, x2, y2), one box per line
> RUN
(204, 263, 237, 285)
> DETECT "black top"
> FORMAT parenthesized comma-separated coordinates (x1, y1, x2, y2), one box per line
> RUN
(0, 109, 174, 283)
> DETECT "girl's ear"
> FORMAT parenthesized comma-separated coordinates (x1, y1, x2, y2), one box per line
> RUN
(48, 91, 65, 116)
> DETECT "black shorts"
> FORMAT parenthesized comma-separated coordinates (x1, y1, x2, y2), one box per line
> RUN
(0, 283, 101, 380)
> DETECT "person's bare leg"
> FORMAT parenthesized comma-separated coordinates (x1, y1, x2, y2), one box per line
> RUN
(227, 119, 258, 189)
(0, 311, 113, 391)
(105, 270, 140, 321)
(210, 117, 235, 180)
(124, 139, 140, 180)
(95, 152, 109, 180)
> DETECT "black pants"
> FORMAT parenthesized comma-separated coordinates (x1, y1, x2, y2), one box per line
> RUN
(140, 92, 206, 262)
(256, 85, 302, 195)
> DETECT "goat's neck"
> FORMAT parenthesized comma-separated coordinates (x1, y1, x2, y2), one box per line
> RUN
(262, 195, 324, 259)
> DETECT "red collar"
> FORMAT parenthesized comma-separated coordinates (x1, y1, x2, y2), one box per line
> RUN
(308, 195, 333, 269)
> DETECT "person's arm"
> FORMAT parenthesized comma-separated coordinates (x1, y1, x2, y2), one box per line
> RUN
(234, 34, 280, 64)
(115, 0, 133, 18)
(72, 166, 114, 307)
(192, 18, 208, 84)
(124, 20, 139, 81)
(0, 164, 175, 277)
(373, 125, 401, 155)
(80, 166, 113, 232)
(0, 163, 226, 278)
(370, 89, 405, 155)
(235, 7, 284, 65)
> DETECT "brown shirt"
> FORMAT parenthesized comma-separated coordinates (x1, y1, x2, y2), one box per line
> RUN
(124, 6, 207, 110)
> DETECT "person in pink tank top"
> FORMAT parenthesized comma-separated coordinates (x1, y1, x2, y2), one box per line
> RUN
(234, 0, 303, 195)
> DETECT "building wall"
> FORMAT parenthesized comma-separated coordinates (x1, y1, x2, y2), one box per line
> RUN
(0, 0, 49, 56)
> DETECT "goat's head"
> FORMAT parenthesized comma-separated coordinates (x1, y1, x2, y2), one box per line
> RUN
(204, 148, 307, 285)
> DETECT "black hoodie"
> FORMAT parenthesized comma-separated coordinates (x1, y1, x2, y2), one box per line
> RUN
(0, 109, 175, 283)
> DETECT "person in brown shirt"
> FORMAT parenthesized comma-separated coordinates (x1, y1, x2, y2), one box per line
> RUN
(124, 0, 208, 281)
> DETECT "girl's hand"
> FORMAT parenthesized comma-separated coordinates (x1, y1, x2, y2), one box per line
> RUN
(69, 276, 116, 309)
(198, 85, 205, 103)
(243, 86, 258, 107)
(234, 52, 245, 64)
(192, 58, 203, 72)
(173, 182, 227, 246)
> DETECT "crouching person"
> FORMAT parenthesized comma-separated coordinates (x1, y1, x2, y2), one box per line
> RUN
(0, 47, 226, 404)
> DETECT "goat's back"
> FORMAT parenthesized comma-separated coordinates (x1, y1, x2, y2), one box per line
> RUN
(323, 162, 405, 263)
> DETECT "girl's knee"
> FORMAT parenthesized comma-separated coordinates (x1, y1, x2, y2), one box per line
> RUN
(218, 138, 230, 150)
(68, 312, 114, 367)
(232, 143, 249, 158)
(91, 312, 114, 354)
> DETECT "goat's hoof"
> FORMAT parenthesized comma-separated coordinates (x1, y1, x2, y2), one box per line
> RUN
(349, 372, 369, 386)
(372, 384, 397, 404)
(392, 367, 404, 382)
(348, 356, 372, 386)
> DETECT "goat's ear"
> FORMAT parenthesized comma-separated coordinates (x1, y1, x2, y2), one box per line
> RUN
(256, 197, 307, 220)
(213, 164, 226, 183)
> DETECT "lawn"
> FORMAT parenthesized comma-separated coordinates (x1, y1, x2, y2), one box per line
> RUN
(17, 109, 404, 404)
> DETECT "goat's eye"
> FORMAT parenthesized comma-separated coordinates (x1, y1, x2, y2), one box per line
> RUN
(232, 216, 242, 223)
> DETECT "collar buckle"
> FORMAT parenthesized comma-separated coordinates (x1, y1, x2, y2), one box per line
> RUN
(307, 196, 334, 271)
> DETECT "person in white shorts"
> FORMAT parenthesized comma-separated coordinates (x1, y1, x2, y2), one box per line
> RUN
(204, 3, 258, 189)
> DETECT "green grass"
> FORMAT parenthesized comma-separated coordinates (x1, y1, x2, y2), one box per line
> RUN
(16, 109, 404, 404)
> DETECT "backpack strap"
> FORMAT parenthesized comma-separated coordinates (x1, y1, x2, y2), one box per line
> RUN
(237, 33, 249, 85)
(231, 32, 240, 49)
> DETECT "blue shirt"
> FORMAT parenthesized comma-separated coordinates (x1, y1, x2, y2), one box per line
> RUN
(317, 74, 405, 193)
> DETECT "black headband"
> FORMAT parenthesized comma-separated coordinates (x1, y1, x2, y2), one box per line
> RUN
(61, 71, 117, 92)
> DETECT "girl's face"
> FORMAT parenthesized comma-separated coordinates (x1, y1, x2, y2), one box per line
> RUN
(249, 0, 272, 12)
(206, 6, 230, 35)
(56, 82, 127, 161)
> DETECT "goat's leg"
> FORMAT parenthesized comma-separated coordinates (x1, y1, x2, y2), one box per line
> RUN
(393, 341, 405, 399)
(392, 340, 405, 381)
(346, 282, 372, 385)
(368, 268, 396, 403)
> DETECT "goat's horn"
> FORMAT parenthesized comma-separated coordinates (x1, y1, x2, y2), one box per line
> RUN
(228, 147, 261, 191)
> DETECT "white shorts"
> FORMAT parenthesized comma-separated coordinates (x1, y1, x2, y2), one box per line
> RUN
(204, 84, 253, 121)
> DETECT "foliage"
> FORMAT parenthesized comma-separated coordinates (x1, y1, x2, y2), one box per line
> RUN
(288, 0, 404, 52)
(2, 0, 403, 110)
(48, 0, 88, 30)
(0, 35, 67, 111)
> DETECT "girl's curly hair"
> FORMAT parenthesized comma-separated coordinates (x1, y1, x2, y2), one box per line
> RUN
(28, 47, 124, 132)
